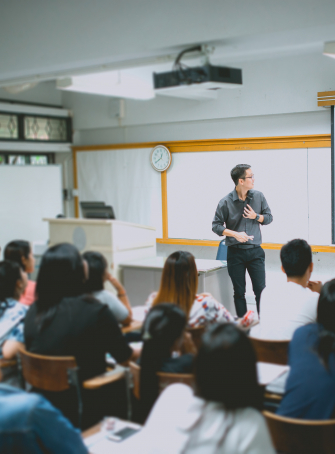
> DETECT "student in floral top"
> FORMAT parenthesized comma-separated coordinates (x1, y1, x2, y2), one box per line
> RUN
(146, 251, 234, 327)
(4, 240, 36, 306)
(0, 260, 28, 359)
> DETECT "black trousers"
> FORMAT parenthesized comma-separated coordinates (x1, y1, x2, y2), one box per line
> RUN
(227, 246, 265, 317)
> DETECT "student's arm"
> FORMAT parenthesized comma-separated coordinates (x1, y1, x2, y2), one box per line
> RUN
(101, 306, 134, 364)
(106, 273, 133, 319)
(307, 280, 322, 293)
(1, 340, 24, 359)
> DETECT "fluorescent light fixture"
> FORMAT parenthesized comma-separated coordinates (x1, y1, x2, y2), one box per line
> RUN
(323, 41, 335, 59)
(57, 69, 155, 100)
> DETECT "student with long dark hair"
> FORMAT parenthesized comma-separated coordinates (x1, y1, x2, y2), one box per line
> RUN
(121, 323, 275, 453)
(146, 251, 234, 327)
(278, 279, 335, 419)
(24, 243, 134, 426)
(5, 240, 36, 306)
(0, 261, 28, 360)
(139, 303, 196, 419)
(83, 251, 132, 326)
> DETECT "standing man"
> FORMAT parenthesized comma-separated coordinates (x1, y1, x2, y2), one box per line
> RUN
(212, 164, 273, 317)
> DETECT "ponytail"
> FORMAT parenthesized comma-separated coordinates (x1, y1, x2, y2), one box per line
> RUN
(0, 261, 22, 317)
(318, 329, 335, 369)
(316, 279, 335, 368)
(139, 303, 187, 420)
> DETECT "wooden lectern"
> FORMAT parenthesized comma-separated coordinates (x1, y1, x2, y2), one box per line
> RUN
(44, 218, 156, 288)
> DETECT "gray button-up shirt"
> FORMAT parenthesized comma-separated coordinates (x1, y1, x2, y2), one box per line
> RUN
(212, 189, 273, 246)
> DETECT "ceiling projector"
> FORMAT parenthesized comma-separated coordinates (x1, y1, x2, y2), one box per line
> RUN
(153, 46, 242, 100)
(154, 63, 242, 91)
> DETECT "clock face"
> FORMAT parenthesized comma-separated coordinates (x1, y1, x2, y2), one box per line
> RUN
(150, 146, 172, 172)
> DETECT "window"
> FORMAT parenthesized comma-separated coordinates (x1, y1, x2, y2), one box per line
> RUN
(9, 155, 27, 165)
(0, 114, 18, 139)
(30, 155, 48, 165)
(24, 116, 68, 141)
(0, 112, 71, 143)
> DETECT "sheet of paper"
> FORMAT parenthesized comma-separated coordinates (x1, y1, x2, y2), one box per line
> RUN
(195, 259, 225, 272)
(265, 369, 289, 394)
(84, 421, 142, 454)
(132, 305, 147, 322)
(257, 362, 290, 386)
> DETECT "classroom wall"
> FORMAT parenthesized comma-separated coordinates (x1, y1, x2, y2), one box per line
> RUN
(64, 51, 334, 145)
(0, 81, 62, 106)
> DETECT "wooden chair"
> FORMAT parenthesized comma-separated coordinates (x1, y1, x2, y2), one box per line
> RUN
(187, 325, 205, 350)
(0, 357, 21, 386)
(264, 410, 335, 454)
(18, 346, 129, 428)
(129, 361, 194, 400)
(249, 337, 289, 365)
(0, 358, 17, 381)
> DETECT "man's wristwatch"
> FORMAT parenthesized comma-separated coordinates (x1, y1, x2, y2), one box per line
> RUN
(255, 214, 260, 222)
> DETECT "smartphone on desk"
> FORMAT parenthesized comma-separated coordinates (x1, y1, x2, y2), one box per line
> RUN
(107, 426, 140, 442)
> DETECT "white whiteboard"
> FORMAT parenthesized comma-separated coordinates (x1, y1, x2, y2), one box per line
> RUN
(77, 148, 162, 238)
(167, 148, 331, 245)
(0, 165, 63, 255)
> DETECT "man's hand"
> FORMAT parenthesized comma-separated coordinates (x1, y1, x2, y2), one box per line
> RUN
(243, 204, 257, 220)
(234, 232, 254, 243)
(307, 280, 323, 294)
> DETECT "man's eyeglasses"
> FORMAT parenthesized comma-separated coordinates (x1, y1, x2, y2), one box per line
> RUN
(244, 174, 255, 179)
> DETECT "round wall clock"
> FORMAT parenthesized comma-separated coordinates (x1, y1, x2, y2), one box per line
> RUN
(150, 145, 172, 172)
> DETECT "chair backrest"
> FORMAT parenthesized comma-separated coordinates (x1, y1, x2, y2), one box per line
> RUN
(129, 361, 141, 399)
(187, 325, 205, 350)
(216, 240, 227, 261)
(129, 361, 194, 400)
(264, 410, 335, 454)
(18, 346, 78, 391)
(249, 337, 289, 365)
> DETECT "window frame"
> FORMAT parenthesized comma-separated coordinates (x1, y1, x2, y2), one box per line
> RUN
(0, 111, 72, 143)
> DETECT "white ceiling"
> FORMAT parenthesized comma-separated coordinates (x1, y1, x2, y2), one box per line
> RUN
(1, 0, 335, 87)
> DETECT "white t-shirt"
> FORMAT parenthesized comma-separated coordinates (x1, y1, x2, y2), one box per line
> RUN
(92, 289, 129, 322)
(252, 281, 318, 340)
(114, 384, 275, 454)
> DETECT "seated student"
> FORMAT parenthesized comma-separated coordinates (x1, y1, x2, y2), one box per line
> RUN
(146, 251, 234, 327)
(0, 384, 88, 454)
(252, 239, 321, 340)
(278, 279, 335, 419)
(121, 323, 275, 453)
(0, 260, 28, 361)
(4, 240, 36, 306)
(83, 251, 132, 326)
(24, 243, 135, 426)
(139, 303, 196, 419)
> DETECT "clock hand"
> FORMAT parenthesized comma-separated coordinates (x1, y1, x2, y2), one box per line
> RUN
(155, 157, 162, 163)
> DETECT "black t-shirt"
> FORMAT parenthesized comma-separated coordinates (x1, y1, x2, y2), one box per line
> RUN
(138, 354, 194, 374)
(24, 295, 132, 381)
(160, 354, 194, 374)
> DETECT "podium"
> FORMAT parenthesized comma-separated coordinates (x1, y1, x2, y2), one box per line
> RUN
(44, 218, 156, 289)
